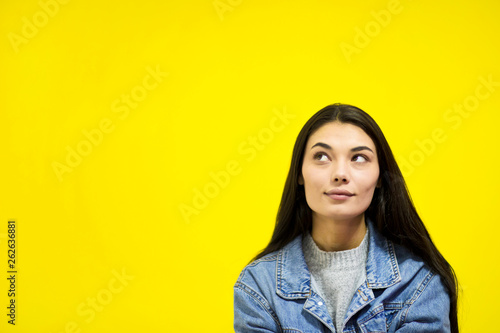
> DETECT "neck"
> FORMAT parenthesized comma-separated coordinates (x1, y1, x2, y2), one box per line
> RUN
(310, 214, 367, 251)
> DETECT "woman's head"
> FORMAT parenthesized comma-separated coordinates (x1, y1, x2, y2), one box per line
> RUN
(282, 103, 404, 234)
(299, 121, 380, 225)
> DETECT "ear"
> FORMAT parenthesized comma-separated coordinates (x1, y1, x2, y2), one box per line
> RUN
(298, 174, 304, 185)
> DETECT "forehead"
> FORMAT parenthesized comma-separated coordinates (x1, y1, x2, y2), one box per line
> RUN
(306, 122, 376, 150)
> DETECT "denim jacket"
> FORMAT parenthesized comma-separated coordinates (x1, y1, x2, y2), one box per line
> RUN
(234, 221, 450, 332)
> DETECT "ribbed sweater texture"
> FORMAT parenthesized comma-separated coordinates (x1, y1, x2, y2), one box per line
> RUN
(302, 229, 369, 332)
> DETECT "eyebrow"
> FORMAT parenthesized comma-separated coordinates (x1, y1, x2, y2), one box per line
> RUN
(311, 142, 374, 153)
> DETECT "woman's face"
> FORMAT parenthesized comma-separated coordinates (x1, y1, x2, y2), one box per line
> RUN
(299, 122, 380, 223)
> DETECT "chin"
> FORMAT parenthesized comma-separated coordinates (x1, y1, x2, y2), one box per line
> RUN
(316, 210, 365, 222)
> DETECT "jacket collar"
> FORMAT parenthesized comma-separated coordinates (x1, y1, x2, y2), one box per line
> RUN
(276, 220, 401, 299)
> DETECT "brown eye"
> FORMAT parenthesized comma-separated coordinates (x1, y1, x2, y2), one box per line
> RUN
(352, 154, 368, 162)
(313, 152, 329, 162)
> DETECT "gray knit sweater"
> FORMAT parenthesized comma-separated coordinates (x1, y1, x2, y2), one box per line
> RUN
(302, 229, 369, 332)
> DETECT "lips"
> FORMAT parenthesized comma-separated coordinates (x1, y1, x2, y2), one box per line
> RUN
(325, 189, 354, 196)
(325, 189, 354, 200)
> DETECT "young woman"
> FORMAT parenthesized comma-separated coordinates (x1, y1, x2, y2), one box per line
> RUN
(234, 104, 458, 332)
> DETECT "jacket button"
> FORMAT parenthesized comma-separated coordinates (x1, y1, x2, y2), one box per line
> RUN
(318, 301, 323, 306)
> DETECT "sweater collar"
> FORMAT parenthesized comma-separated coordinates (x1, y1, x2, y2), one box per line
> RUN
(276, 219, 401, 299)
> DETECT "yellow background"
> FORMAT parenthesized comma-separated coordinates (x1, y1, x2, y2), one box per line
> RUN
(1, 0, 499, 331)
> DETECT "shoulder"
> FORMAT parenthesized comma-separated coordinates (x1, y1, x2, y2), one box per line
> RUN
(233, 250, 281, 319)
(391, 241, 440, 292)
(366, 224, 448, 305)
(366, 223, 434, 290)
(392, 240, 450, 295)
(393, 241, 428, 272)
(235, 251, 280, 288)
(386, 243, 451, 331)
(368, 221, 433, 284)
(234, 236, 303, 294)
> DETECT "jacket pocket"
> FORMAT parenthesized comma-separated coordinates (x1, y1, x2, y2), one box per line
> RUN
(355, 304, 388, 333)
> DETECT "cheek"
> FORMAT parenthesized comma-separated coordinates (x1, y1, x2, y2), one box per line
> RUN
(356, 169, 380, 196)
(302, 167, 326, 190)
(301, 169, 326, 204)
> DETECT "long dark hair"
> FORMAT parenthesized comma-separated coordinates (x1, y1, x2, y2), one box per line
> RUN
(254, 103, 458, 332)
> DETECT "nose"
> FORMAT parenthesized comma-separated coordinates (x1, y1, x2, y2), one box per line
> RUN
(333, 175, 349, 183)
(332, 163, 350, 184)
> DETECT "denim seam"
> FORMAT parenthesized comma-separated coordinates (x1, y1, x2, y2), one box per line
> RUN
(248, 254, 279, 267)
(276, 246, 311, 299)
(399, 270, 435, 326)
(357, 304, 390, 332)
(357, 304, 384, 325)
(387, 241, 400, 281)
(382, 303, 403, 331)
(234, 283, 282, 330)
(367, 240, 401, 288)
(383, 302, 403, 310)
(237, 254, 279, 283)
(277, 249, 284, 295)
